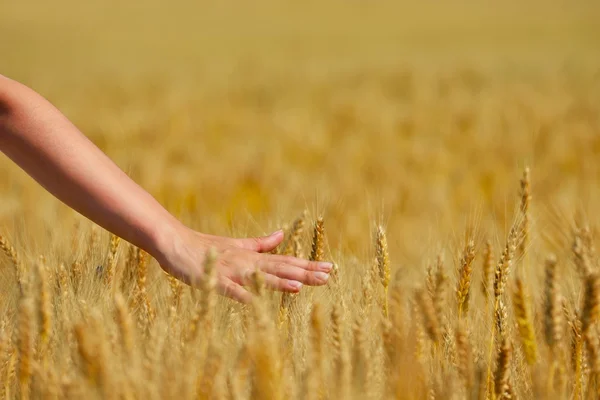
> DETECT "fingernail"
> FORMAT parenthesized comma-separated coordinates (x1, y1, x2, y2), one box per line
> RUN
(288, 280, 303, 290)
(271, 230, 284, 236)
(318, 262, 333, 272)
(314, 272, 329, 282)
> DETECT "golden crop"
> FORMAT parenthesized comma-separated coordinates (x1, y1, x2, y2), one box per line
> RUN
(1, 0, 600, 398)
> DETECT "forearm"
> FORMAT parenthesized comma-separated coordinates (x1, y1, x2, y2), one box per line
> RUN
(0, 75, 182, 260)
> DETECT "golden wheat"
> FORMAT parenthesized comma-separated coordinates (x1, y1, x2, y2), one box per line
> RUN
(1, 2, 599, 397)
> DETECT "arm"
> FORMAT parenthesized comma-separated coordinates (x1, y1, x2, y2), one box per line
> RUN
(0, 74, 182, 261)
(0, 74, 332, 303)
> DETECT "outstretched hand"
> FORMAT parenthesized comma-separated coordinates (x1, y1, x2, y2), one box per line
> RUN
(157, 227, 333, 303)
(0, 75, 331, 304)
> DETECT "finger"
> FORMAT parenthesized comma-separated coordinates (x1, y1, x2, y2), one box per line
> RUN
(236, 230, 284, 253)
(261, 262, 330, 286)
(218, 279, 253, 304)
(262, 273, 304, 292)
(236, 267, 303, 293)
(266, 255, 333, 272)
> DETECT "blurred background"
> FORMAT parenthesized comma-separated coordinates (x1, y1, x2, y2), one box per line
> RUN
(1, 0, 600, 270)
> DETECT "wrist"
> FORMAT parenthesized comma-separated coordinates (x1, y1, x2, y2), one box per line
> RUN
(146, 215, 188, 267)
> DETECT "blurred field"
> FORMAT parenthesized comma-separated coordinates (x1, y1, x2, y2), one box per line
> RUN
(1, 0, 600, 399)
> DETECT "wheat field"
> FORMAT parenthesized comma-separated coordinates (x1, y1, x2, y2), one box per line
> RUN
(1, 0, 600, 399)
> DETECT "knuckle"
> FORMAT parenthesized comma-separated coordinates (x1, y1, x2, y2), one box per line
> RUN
(274, 263, 286, 275)
(307, 261, 319, 270)
(232, 239, 245, 248)
(264, 275, 279, 288)
(305, 270, 314, 282)
(274, 277, 286, 289)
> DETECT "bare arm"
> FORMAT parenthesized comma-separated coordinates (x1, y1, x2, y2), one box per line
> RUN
(0, 74, 332, 302)
(0, 74, 182, 259)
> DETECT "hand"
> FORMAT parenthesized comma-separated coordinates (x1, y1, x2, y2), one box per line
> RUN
(0, 75, 331, 303)
(157, 227, 333, 303)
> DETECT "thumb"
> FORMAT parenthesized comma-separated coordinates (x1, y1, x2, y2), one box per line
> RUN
(240, 230, 285, 253)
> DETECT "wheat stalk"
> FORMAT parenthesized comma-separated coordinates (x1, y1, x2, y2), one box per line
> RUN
(513, 277, 537, 365)
(105, 234, 121, 286)
(376, 225, 391, 318)
(456, 239, 476, 319)
(543, 255, 563, 352)
(519, 166, 531, 258)
(309, 217, 325, 262)
(494, 337, 513, 399)
(36, 256, 52, 365)
(481, 240, 494, 301)
(0, 234, 24, 290)
(17, 297, 34, 400)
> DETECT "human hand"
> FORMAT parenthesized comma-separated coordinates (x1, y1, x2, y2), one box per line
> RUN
(156, 226, 333, 303)
(0, 75, 332, 304)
